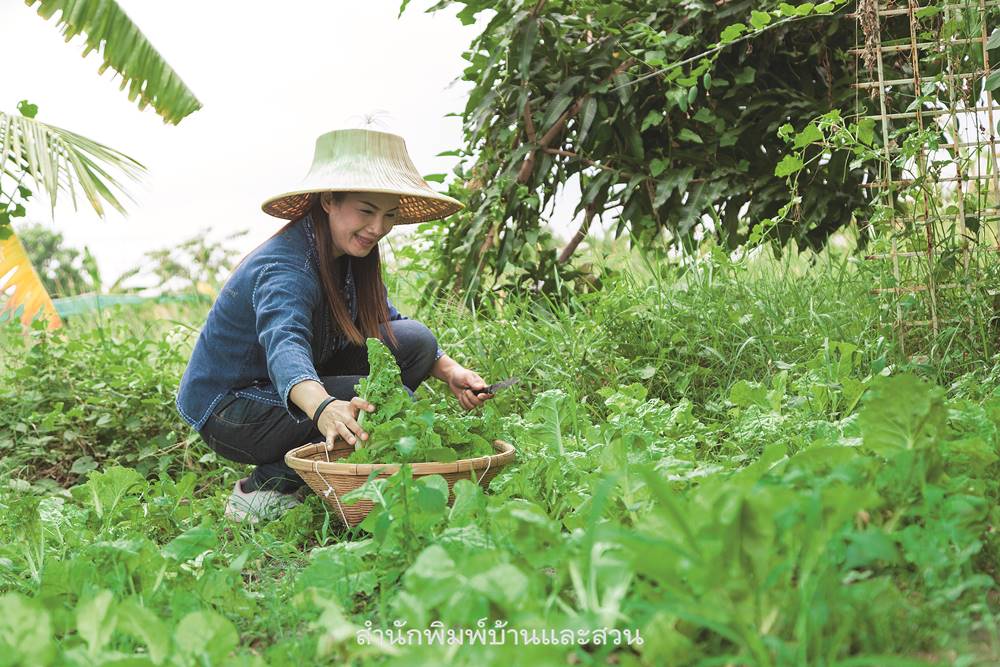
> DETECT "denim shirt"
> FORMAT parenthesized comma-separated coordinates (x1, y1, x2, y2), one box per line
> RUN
(175, 213, 443, 432)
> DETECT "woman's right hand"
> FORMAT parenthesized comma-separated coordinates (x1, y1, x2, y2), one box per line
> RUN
(317, 397, 375, 450)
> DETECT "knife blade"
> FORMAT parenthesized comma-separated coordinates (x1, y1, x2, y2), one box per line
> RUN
(473, 376, 520, 395)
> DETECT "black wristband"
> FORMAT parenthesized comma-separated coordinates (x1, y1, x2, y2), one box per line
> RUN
(312, 396, 337, 426)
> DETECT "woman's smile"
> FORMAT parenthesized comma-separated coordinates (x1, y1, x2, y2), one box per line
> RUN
(354, 233, 377, 249)
(321, 192, 399, 257)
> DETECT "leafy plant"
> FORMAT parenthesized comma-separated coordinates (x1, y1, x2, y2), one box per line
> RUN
(24, 0, 201, 124)
(346, 338, 496, 464)
(0, 102, 145, 234)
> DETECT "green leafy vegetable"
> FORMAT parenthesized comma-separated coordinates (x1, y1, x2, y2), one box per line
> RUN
(347, 338, 495, 464)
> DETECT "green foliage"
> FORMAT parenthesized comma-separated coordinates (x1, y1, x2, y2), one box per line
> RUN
(0, 107, 146, 226)
(346, 338, 496, 463)
(860, 375, 947, 457)
(409, 0, 869, 302)
(1, 253, 998, 664)
(14, 222, 100, 297)
(25, 0, 201, 124)
(3, 0, 198, 241)
(0, 307, 208, 484)
(354, 337, 413, 433)
(114, 227, 251, 296)
(2, 359, 996, 663)
(0, 102, 39, 240)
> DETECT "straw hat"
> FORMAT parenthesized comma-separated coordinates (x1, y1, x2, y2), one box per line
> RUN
(261, 128, 463, 224)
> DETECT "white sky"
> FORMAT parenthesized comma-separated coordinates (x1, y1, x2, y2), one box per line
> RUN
(1, 0, 581, 287)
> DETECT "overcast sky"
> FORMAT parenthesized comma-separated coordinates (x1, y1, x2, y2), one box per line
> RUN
(1, 1, 581, 287)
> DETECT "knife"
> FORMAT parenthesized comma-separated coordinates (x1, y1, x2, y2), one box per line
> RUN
(470, 376, 519, 396)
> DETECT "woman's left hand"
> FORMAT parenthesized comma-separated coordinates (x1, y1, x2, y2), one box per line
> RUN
(446, 366, 494, 411)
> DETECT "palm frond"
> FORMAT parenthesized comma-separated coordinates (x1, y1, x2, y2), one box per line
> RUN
(0, 112, 146, 217)
(25, 0, 202, 125)
(0, 232, 62, 330)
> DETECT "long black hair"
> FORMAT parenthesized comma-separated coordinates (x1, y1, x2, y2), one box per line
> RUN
(233, 192, 397, 346)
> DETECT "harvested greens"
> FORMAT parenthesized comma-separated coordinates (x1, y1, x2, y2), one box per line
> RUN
(345, 338, 496, 464)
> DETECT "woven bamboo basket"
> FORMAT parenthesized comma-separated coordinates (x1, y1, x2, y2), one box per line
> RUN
(285, 439, 516, 528)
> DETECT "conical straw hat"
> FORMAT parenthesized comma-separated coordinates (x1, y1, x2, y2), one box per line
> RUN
(261, 128, 463, 224)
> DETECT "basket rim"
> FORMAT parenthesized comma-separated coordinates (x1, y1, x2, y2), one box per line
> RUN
(284, 439, 515, 476)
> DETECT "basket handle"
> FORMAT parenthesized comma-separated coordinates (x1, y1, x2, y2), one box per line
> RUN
(312, 461, 349, 527)
(476, 455, 492, 485)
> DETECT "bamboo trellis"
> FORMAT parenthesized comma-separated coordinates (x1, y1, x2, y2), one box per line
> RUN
(852, 0, 1000, 358)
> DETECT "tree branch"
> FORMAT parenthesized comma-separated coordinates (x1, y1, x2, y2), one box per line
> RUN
(558, 203, 599, 264)
(517, 99, 539, 183)
(517, 57, 636, 185)
(477, 221, 498, 260)
(543, 148, 618, 174)
(523, 98, 537, 143)
(644, 179, 662, 229)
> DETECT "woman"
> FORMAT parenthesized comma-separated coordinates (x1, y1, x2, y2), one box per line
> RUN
(175, 128, 494, 523)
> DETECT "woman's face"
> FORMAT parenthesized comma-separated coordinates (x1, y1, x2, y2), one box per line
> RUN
(321, 191, 400, 257)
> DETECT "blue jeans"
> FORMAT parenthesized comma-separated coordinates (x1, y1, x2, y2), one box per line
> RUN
(199, 319, 439, 493)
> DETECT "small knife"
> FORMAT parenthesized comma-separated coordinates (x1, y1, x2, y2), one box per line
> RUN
(472, 376, 519, 395)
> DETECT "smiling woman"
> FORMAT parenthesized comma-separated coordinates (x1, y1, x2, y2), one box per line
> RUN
(324, 191, 399, 255)
(174, 128, 497, 523)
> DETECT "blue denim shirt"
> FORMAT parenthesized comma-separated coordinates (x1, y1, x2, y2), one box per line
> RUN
(175, 213, 443, 432)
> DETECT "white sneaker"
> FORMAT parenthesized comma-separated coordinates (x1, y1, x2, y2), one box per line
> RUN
(224, 479, 301, 524)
